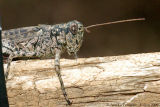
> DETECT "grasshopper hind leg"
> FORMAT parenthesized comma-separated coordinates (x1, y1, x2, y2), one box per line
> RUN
(5, 54, 14, 80)
(5, 51, 37, 80)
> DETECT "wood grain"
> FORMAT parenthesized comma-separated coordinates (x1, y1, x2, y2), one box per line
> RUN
(5, 52, 160, 107)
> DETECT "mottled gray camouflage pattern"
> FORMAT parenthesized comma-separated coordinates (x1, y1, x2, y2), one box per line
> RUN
(2, 20, 84, 105)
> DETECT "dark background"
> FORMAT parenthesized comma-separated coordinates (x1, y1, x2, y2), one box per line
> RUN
(0, 0, 159, 58)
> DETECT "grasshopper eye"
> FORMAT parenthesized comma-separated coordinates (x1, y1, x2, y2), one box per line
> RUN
(69, 23, 78, 35)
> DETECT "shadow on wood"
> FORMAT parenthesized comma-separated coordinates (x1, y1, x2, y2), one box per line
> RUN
(5, 52, 160, 107)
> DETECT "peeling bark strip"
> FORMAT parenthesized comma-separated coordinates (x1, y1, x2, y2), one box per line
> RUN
(5, 52, 160, 107)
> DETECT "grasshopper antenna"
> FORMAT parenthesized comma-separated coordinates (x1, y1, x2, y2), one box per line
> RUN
(84, 18, 145, 33)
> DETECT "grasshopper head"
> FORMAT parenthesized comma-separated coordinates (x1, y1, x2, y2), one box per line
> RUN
(66, 20, 84, 56)
(63, 18, 145, 56)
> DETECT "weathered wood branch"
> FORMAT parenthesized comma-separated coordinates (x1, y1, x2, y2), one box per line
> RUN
(5, 52, 160, 107)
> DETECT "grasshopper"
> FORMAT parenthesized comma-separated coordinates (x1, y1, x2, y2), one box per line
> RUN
(2, 18, 145, 105)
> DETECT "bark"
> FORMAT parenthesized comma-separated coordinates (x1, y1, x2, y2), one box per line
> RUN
(5, 52, 160, 107)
